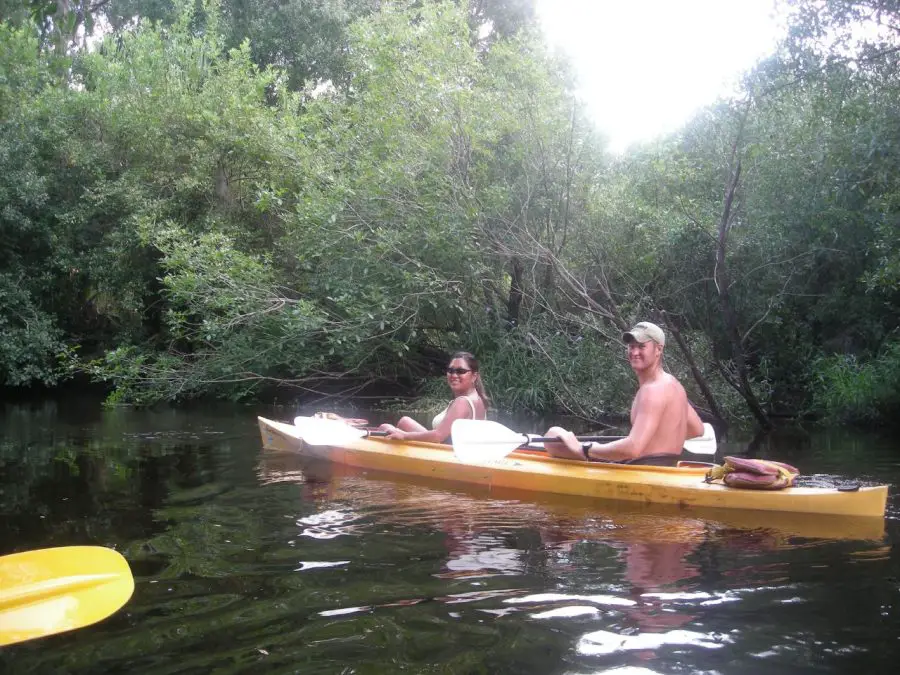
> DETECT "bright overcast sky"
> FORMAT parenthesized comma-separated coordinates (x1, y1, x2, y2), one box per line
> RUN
(535, 0, 784, 152)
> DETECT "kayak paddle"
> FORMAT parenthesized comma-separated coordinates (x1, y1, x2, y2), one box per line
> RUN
(450, 419, 717, 464)
(0, 545, 134, 647)
(293, 415, 716, 463)
(293, 416, 388, 446)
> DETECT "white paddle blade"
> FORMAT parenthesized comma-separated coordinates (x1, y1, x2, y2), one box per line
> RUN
(293, 416, 367, 446)
(451, 419, 528, 464)
(683, 423, 717, 455)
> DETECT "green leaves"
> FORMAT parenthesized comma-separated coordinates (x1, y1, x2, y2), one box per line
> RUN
(0, 274, 65, 386)
(809, 340, 900, 424)
(3, 0, 898, 426)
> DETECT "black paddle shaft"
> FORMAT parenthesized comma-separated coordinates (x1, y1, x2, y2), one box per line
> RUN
(529, 435, 626, 444)
(360, 430, 625, 443)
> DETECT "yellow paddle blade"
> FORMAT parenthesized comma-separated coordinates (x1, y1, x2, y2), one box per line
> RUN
(0, 546, 134, 647)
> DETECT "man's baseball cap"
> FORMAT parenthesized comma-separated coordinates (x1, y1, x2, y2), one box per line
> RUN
(623, 321, 665, 346)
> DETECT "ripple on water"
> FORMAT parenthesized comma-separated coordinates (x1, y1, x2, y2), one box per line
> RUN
(296, 509, 366, 539)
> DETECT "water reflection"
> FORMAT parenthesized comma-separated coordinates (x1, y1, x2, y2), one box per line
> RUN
(257, 449, 885, 554)
(1, 403, 898, 674)
(256, 449, 892, 666)
(296, 509, 365, 539)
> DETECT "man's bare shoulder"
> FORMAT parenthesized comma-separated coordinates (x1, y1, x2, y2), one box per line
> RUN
(635, 378, 668, 408)
(640, 373, 685, 397)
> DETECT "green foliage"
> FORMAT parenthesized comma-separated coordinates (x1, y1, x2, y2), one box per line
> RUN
(94, 224, 332, 403)
(2, 0, 900, 428)
(218, 0, 382, 89)
(809, 339, 900, 425)
(480, 320, 633, 419)
(865, 191, 900, 293)
(99, 0, 537, 89)
(0, 275, 66, 386)
(101, 0, 382, 89)
(467, 0, 536, 38)
(0, 0, 102, 55)
(572, 2, 900, 423)
(0, 25, 69, 386)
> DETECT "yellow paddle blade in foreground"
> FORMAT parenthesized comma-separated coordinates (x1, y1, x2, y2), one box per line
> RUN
(0, 545, 134, 647)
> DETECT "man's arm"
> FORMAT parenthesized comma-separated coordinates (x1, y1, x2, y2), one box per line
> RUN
(686, 402, 704, 440)
(585, 387, 665, 461)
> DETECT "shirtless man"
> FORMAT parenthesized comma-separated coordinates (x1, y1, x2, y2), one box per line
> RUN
(544, 321, 704, 465)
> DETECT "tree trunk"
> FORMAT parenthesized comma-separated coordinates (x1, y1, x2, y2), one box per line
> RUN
(661, 311, 725, 422)
(507, 256, 523, 325)
(714, 135, 772, 430)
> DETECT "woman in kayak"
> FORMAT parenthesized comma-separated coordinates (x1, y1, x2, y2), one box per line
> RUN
(378, 351, 489, 443)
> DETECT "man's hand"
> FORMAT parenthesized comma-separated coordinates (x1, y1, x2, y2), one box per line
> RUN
(543, 426, 587, 460)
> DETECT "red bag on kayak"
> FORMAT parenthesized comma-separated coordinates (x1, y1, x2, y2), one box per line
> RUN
(705, 456, 799, 490)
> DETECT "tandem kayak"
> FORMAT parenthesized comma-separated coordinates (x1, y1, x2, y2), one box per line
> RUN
(257, 417, 889, 518)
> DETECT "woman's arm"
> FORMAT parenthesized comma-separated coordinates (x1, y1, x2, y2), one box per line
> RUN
(383, 398, 472, 443)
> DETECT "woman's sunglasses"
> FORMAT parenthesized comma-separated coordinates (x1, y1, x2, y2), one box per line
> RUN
(446, 367, 471, 376)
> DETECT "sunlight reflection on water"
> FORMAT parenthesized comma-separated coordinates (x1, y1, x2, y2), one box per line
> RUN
(296, 509, 364, 539)
(504, 592, 636, 607)
(577, 628, 730, 655)
(294, 560, 350, 571)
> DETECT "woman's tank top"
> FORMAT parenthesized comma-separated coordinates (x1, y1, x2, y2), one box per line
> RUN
(431, 394, 484, 429)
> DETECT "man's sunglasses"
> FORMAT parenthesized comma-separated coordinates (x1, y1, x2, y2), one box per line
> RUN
(446, 367, 471, 376)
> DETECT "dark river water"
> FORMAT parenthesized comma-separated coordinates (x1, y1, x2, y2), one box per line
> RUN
(1, 399, 899, 674)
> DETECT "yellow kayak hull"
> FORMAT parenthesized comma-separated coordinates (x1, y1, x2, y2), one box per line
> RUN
(257, 417, 888, 518)
(258, 450, 886, 541)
